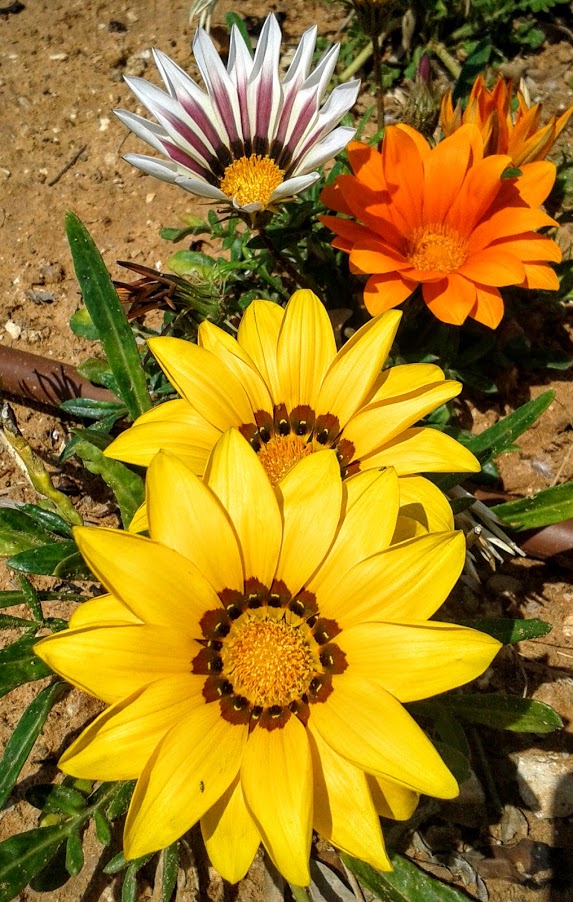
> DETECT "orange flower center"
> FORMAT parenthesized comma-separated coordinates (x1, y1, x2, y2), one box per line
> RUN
(256, 433, 315, 486)
(221, 614, 319, 708)
(407, 223, 468, 273)
(220, 154, 284, 208)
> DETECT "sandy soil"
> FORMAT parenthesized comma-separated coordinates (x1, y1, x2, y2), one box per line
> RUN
(1, 1, 573, 900)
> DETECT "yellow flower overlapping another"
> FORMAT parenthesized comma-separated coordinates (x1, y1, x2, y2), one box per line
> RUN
(35, 432, 501, 885)
(105, 289, 479, 492)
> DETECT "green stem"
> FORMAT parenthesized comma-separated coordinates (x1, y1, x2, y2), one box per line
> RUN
(257, 229, 325, 301)
(289, 884, 313, 902)
(339, 40, 373, 82)
(428, 40, 461, 79)
(372, 31, 385, 141)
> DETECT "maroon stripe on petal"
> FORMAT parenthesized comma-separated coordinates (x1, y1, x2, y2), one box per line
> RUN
(175, 96, 224, 151)
(162, 111, 217, 162)
(160, 140, 212, 180)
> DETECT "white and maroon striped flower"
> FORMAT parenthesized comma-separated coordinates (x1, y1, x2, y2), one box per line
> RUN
(115, 14, 360, 217)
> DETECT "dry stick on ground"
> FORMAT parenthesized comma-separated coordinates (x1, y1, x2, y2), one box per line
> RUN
(0, 344, 117, 407)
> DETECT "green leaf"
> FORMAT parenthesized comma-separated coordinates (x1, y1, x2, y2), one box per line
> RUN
(0, 638, 53, 699)
(53, 550, 91, 579)
(161, 843, 179, 902)
(65, 831, 84, 877)
(59, 397, 128, 420)
(17, 575, 43, 622)
(458, 618, 552, 644)
(0, 508, 52, 557)
(26, 784, 88, 815)
(69, 307, 99, 340)
(0, 682, 65, 810)
(72, 439, 144, 528)
(0, 825, 68, 902)
(19, 504, 73, 538)
(225, 11, 251, 46)
(94, 810, 112, 846)
(463, 391, 555, 463)
(441, 695, 563, 733)
(492, 482, 573, 530)
(106, 781, 135, 820)
(65, 211, 151, 420)
(342, 852, 472, 901)
(452, 37, 492, 105)
(7, 540, 80, 576)
(122, 855, 155, 902)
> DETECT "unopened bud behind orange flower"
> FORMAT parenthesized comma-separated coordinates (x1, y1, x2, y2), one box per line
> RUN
(320, 123, 562, 328)
(440, 74, 573, 168)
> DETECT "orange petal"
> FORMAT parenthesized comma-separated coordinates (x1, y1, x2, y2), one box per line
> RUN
(467, 206, 558, 255)
(459, 248, 525, 286)
(423, 125, 484, 225)
(422, 274, 476, 325)
(350, 241, 410, 274)
(514, 161, 556, 206)
(447, 153, 512, 236)
(521, 262, 560, 290)
(381, 126, 425, 233)
(469, 284, 504, 328)
(346, 140, 385, 186)
(363, 273, 417, 316)
(491, 233, 562, 264)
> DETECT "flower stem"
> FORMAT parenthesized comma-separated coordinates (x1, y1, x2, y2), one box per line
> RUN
(257, 228, 325, 301)
(372, 31, 385, 140)
(289, 884, 313, 902)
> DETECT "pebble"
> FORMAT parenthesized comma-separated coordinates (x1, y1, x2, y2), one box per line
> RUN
(4, 320, 22, 340)
(511, 750, 573, 817)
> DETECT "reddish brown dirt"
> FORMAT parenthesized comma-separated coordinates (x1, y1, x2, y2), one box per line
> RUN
(1, 1, 573, 900)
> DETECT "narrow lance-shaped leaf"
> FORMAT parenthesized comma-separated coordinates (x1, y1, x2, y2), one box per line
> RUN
(65, 211, 151, 421)
(411, 695, 563, 734)
(492, 482, 573, 530)
(0, 682, 66, 810)
(342, 852, 472, 901)
(72, 439, 144, 529)
(457, 618, 552, 644)
(464, 391, 555, 462)
(0, 825, 69, 902)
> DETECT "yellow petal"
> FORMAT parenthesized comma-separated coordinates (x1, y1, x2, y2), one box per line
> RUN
(316, 310, 402, 426)
(60, 675, 205, 780)
(367, 775, 419, 821)
(69, 593, 141, 629)
(124, 704, 247, 859)
(318, 531, 466, 628)
(73, 527, 220, 634)
(34, 624, 196, 704)
(276, 290, 337, 412)
(390, 516, 427, 543)
(397, 475, 454, 533)
(311, 676, 458, 798)
(104, 399, 219, 471)
(237, 299, 284, 401)
(148, 337, 254, 430)
(147, 451, 244, 593)
(308, 468, 400, 598)
(337, 621, 502, 702)
(241, 717, 312, 886)
(205, 430, 281, 588)
(201, 777, 260, 884)
(199, 321, 274, 415)
(128, 502, 149, 534)
(370, 363, 446, 401)
(275, 451, 342, 596)
(344, 382, 463, 459)
(363, 427, 480, 475)
(308, 723, 391, 871)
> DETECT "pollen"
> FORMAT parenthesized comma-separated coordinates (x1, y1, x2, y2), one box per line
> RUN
(222, 616, 318, 708)
(220, 154, 285, 209)
(407, 223, 468, 273)
(257, 434, 315, 486)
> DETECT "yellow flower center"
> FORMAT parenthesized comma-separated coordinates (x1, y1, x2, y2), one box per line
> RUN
(219, 154, 285, 208)
(221, 615, 318, 708)
(257, 433, 315, 486)
(407, 223, 468, 273)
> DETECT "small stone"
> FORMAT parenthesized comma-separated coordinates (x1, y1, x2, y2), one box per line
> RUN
(562, 613, 573, 641)
(49, 52, 68, 61)
(4, 320, 21, 340)
(511, 750, 573, 817)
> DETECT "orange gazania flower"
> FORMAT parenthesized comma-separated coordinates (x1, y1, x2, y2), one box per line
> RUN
(320, 124, 562, 328)
(440, 74, 573, 168)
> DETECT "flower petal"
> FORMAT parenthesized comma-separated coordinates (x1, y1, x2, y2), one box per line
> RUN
(34, 624, 196, 705)
(276, 290, 337, 412)
(148, 337, 254, 430)
(147, 451, 244, 593)
(309, 467, 400, 598)
(275, 451, 342, 595)
(362, 426, 480, 475)
(205, 430, 282, 587)
(201, 777, 261, 884)
(105, 399, 219, 472)
(469, 284, 505, 328)
(124, 703, 247, 859)
(241, 716, 313, 886)
(363, 272, 417, 316)
(459, 248, 525, 286)
(198, 321, 274, 415)
(60, 675, 205, 780)
(237, 299, 284, 401)
(421, 274, 477, 325)
(308, 723, 390, 870)
(318, 531, 466, 627)
(311, 676, 458, 798)
(316, 310, 402, 425)
(337, 621, 501, 702)
(367, 775, 419, 821)
(396, 475, 454, 533)
(73, 527, 220, 632)
(69, 593, 141, 629)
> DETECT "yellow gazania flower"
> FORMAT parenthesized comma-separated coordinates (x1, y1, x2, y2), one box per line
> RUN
(105, 289, 479, 486)
(440, 73, 573, 168)
(35, 433, 501, 885)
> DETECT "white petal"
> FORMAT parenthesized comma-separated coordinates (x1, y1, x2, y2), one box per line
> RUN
(269, 173, 319, 202)
(174, 176, 228, 200)
(292, 127, 356, 177)
(193, 27, 243, 147)
(247, 14, 282, 150)
(291, 80, 360, 167)
(227, 24, 255, 142)
(281, 25, 317, 91)
(275, 45, 340, 156)
(114, 109, 170, 156)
